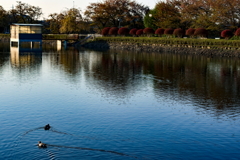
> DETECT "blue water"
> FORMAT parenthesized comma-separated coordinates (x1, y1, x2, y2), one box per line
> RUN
(1, 45, 240, 159)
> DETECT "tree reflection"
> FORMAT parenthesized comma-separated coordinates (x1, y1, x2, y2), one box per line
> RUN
(0, 42, 10, 70)
(0, 52, 9, 69)
(50, 48, 81, 75)
(5, 46, 240, 113)
(84, 50, 144, 98)
(79, 49, 240, 113)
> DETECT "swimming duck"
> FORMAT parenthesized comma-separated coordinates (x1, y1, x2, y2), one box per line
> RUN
(44, 124, 50, 130)
(38, 141, 47, 148)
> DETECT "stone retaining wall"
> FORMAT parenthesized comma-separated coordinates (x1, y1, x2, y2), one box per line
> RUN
(0, 37, 10, 42)
(82, 41, 240, 57)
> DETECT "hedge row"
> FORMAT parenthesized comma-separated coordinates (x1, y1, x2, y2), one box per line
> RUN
(94, 37, 240, 49)
(102, 27, 209, 37)
(102, 27, 240, 39)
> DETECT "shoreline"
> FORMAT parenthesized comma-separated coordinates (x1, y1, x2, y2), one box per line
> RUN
(1, 36, 240, 57)
(82, 40, 240, 57)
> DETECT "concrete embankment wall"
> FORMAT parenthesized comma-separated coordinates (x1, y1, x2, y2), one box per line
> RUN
(83, 41, 240, 57)
(0, 37, 10, 42)
(0, 37, 57, 47)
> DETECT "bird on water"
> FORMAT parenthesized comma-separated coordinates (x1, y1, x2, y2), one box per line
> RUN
(44, 124, 51, 130)
(38, 141, 47, 148)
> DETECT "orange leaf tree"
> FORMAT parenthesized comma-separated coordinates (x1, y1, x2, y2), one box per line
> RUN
(84, 0, 149, 32)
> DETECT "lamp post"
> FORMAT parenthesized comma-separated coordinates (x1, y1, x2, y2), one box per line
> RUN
(148, 14, 153, 28)
(118, 18, 122, 28)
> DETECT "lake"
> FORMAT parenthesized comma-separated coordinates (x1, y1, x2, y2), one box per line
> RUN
(1, 43, 240, 160)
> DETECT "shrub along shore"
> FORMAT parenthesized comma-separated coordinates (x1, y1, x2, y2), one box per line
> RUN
(83, 37, 240, 57)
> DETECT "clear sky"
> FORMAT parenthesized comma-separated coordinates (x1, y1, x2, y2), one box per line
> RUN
(1, 0, 158, 19)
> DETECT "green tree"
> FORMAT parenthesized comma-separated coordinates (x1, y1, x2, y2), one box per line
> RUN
(47, 8, 87, 34)
(46, 13, 64, 33)
(59, 8, 83, 33)
(154, 1, 181, 28)
(143, 9, 157, 29)
(0, 6, 8, 32)
(8, 1, 42, 23)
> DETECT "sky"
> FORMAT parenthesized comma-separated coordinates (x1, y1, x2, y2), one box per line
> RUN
(1, 0, 158, 19)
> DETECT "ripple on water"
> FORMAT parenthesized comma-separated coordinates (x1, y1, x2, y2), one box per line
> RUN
(7, 125, 138, 160)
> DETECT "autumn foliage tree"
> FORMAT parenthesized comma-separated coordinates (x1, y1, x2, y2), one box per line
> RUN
(118, 27, 129, 36)
(173, 28, 184, 38)
(194, 28, 208, 38)
(164, 28, 174, 37)
(108, 27, 119, 36)
(168, 0, 240, 32)
(84, 0, 149, 32)
(136, 29, 143, 36)
(102, 27, 111, 36)
(129, 28, 138, 36)
(143, 27, 155, 37)
(186, 28, 195, 38)
(221, 30, 233, 39)
(155, 28, 165, 36)
(235, 28, 240, 36)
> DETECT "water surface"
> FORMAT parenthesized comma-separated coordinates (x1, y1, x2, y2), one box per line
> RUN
(1, 44, 240, 159)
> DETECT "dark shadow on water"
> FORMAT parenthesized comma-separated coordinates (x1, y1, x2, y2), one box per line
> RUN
(22, 126, 101, 141)
(22, 127, 44, 136)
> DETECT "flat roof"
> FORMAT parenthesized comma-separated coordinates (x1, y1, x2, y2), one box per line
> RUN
(12, 23, 43, 26)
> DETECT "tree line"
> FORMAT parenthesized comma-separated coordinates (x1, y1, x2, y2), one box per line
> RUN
(145, 0, 240, 36)
(0, 0, 148, 34)
(0, 0, 240, 36)
(0, 1, 42, 33)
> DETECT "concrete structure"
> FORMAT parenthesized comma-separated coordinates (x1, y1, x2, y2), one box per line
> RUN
(10, 23, 42, 51)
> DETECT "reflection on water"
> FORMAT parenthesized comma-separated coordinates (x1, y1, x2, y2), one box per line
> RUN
(10, 47, 42, 68)
(39, 48, 240, 115)
(3, 46, 240, 114)
(1, 43, 240, 159)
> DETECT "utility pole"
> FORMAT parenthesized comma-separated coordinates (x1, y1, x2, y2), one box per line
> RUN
(73, 1, 76, 33)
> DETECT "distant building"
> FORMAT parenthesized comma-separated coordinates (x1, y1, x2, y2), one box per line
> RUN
(10, 23, 42, 50)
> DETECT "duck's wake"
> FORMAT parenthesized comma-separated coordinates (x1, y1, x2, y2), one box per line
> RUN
(21, 127, 44, 136)
(19, 125, 140, 159)
(44, 143, 138, 159)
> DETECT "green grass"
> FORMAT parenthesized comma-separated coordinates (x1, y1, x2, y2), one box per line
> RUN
(0, 34, 10, 38)
(42, 34, 79, 40)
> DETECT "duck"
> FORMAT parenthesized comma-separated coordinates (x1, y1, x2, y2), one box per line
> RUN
(44, 124, 51, 130)
(38, 141, 47, 148)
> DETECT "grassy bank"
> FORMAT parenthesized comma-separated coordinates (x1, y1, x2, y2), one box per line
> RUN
(0, 34, 79, 40)
(93, 37, 240, 50)
(0, 34, 10, 38)
(42, 34, 79, 40)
